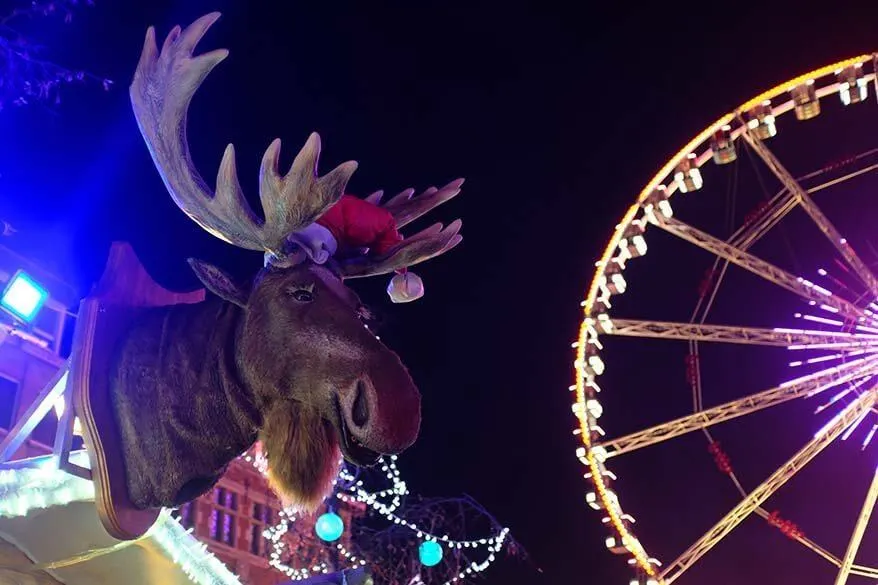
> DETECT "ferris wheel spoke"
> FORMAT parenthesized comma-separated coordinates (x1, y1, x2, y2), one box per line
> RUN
(660, 391, 876, 585)
(740, 129, 878, 298)
(728, 152, 878, 252)
(850, 565, 878, 578)
(833, 466, 878, 585)
(753, 507, 842, 567)
(604, 318, 878, 348)
(650, 214, 867, 322)
(729, 189, 797, 251)
(692, 189, 793, 328)
(596, 355, 878, 458)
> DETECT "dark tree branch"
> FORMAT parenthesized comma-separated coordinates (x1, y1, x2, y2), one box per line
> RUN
(0, 0, 111, 111)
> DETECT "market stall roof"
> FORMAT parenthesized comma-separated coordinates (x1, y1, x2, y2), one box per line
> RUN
(0, 451, 242, 585)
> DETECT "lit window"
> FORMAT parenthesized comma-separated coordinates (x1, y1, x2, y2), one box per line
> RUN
(214, 487, 238, 511)
(174, 502, 195, 529)
(249, 502, 277, 557)
(210, 508, 221, 540)
(222, 513, 235, 545)
(210, 487, 239, 546)
(0, 376, 18, 429)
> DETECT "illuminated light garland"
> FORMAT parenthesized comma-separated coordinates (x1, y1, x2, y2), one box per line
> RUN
(153, 511, 242, 585)
(0, 451, 242, 585)
(0, 464, 94, 518)
(243, 453, 512, 584)
(765, 510, 804, 540)
(707, 442, 733, 475)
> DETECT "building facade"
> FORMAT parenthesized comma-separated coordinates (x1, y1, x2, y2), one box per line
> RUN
(0, 235, 363, 585)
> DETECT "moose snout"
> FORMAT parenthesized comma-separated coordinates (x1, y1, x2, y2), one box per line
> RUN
(343, 358, 421, 454)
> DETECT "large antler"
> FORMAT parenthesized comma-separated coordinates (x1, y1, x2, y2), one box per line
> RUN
(129, 12, 357, 255)
(341, 179, 465, 278)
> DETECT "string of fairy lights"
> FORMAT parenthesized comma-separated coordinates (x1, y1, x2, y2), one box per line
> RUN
(241, 451, 511, 583)
(0, 440, 508, 585)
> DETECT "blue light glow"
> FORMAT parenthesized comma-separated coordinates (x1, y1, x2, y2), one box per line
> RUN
(0, 271, 48, 323)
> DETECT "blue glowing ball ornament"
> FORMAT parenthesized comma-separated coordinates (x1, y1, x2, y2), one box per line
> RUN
(315, 512, 345, 542)
(418, 540, 443, 567)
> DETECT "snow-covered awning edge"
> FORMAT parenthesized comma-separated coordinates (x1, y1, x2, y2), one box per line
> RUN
(0, 450, 242, 585)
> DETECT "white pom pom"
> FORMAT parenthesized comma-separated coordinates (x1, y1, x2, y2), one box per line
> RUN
(387, 271, 424, 303)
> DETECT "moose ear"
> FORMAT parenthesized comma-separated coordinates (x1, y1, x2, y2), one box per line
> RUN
(187, 258, 250, 308)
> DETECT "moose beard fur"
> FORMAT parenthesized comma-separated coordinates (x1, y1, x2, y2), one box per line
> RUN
(260, 400, 341, 513)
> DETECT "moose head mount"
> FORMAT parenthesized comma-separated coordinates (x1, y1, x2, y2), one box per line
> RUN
(124, 12, 464, 511)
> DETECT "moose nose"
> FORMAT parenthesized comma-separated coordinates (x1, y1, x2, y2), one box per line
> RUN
(364, 356, 421, 453)
(352, 380, 370, 428)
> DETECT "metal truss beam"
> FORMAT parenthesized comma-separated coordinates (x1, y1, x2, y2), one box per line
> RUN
(741, 129, 878, 298)
(660, 391, 876, 584)
(724, 150, 878, 254)
(0, 363, 69, 463)
(731, 190, 796, 251)
(596, 355, 878, 457)
(606, 318, 878, 348)
(0, 361, 90, 480)
(651, 215, 868, 322)
(850, 564, 878, 579)
(834, 466, 878, 585)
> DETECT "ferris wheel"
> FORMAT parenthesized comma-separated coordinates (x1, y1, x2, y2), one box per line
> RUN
(574, 55, 878, 584)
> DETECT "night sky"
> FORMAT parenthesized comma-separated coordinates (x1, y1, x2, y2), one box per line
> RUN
(2, 1, 878, 583)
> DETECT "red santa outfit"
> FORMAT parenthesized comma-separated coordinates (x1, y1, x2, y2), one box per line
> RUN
(282, 195, 424, 303)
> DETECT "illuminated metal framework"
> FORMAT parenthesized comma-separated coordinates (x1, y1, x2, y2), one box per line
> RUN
(661, 392, 876, 584)
(740, 123, 878, 298)
(834, 466, 878, 585)
(596, 355, 878, 458)
(572, 53, 878, 585)
(604, 319, 878, 348)
(650, 215, 868, 322)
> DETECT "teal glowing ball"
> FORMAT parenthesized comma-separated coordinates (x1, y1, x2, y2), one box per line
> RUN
(418, 540, 443, 567)
(315, 512, 344, 542)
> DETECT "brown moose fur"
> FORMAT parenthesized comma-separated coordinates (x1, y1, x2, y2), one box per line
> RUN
(261, 400, 341, 512)
(110, 262, 421, 512)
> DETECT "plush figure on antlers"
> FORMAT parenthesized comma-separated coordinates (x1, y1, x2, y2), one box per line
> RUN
(70, 12, 465, 542)
(280, 180, 465, 304)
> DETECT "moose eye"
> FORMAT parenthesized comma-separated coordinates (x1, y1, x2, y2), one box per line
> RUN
(292, 290, 313, 302)
(288, 287, 315, 303)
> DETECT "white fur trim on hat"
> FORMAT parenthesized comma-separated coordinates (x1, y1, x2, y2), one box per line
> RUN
(387, 271, 424, 303)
